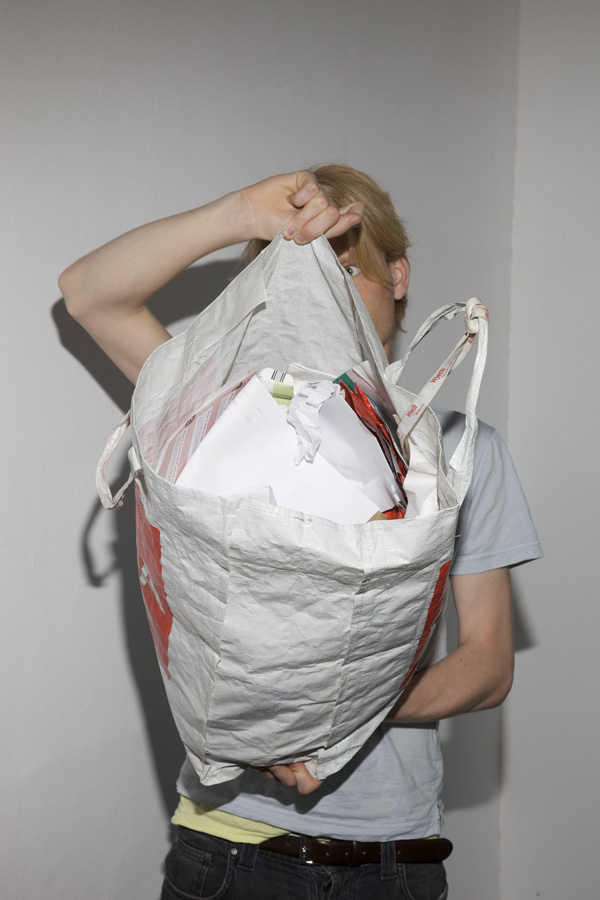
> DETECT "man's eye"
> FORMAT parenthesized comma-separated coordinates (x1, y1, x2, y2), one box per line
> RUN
(345, 265, 361, 277)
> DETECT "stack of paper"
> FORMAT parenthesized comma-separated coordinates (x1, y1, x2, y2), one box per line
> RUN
(172, 367, 405, 525)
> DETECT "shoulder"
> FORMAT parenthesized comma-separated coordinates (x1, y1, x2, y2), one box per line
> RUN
(433, 407, 500, 468)
(432, 408, 543, 573)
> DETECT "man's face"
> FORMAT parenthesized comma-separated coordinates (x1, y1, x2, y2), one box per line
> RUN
(334, 245, 409, 362)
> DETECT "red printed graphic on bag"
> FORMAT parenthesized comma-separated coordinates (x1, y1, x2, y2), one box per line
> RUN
(135, 486, 173, 678)
(400, 561, 452, 690)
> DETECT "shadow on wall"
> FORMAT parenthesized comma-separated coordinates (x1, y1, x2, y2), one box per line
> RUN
(52, 260, 236, 814)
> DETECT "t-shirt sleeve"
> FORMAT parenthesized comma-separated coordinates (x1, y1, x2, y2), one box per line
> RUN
(436, 410, 543, 575)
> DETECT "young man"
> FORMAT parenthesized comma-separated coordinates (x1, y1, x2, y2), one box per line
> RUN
(60, 167, 542, 899)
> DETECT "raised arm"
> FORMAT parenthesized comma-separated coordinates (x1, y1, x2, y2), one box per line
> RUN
(59, 172, 364, 383)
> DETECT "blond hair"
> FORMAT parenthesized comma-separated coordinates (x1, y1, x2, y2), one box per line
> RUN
(245, 164, 411, 331)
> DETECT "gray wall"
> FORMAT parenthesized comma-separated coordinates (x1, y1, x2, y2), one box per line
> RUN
(2, 1, 595, 898)
(501, 2, 600, 898)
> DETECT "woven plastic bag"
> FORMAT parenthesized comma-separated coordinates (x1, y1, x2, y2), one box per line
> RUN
(96, 234, 488, 785)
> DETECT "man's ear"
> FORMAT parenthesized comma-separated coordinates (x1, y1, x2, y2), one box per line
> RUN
(390, 256, 410, 300)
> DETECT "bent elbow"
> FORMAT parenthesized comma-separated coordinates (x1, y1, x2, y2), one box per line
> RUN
(58, 266, 74, 308)
(59, 265, 86, 321)
(487, 666, 514, 709)
(495, 675, 514, 707)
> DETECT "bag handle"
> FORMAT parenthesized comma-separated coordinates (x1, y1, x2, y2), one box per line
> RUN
(95, 411, 141, 509)
(386, 299, 488, 494)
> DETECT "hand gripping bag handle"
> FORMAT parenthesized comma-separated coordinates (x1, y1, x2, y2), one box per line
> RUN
(94, 233, 323, 512)
(95, 239, 286, 511)
(385, 298, 489, 500)
(95, 411, 141, 509)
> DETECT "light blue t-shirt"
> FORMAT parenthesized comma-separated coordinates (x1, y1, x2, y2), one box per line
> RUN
(177, 412, 543, 840)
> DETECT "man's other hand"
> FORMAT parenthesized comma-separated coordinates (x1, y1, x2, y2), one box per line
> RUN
(254, 761, 323, 795)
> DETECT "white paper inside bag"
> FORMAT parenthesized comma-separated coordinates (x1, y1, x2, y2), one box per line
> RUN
(301, 389, 403, 510)
(286, 381, 338, 463)
(402, 441, 439, 519)
(176, 376, 380, 524)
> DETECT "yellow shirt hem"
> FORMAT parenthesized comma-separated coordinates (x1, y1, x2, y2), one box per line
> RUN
(172, 795, 289, 844)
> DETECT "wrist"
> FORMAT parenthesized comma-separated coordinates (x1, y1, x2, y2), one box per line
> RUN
(222, 187, 257, 244)
(183, 190, 253, 254)
(235, 183, 273, 243)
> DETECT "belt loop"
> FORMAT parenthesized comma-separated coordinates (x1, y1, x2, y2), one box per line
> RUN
(237, 842, 259, 871)
(380, 841, 397, 880)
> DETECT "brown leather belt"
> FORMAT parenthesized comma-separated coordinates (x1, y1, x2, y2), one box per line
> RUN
(260, 833, 453, 866)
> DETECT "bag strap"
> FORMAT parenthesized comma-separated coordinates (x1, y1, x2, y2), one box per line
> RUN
(95, 411, 141, 509)
(386, 299, 489, 498)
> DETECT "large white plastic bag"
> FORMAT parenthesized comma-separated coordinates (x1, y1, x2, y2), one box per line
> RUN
(96, 233, 488, 784)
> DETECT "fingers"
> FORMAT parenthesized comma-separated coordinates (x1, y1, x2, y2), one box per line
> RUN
(286, 171, 321, 209)
(266, 764, 302, 788)
(323, 201, 365, 240)
(283, 194, 341, 244)
(284, 174, 364, 245)
(242, 170, 363, 244)
(253, 762, 324, 795)
(288, 762, 324, 795)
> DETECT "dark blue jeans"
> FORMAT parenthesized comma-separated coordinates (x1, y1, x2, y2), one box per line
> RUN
(160, 827, 448, 900)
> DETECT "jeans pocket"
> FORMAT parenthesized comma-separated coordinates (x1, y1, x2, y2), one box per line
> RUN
(400, 862, 448, 900)
(161, 830, 234, 900)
